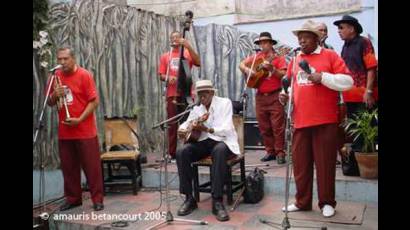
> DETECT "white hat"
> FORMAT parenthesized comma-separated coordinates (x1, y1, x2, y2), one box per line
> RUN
(292, 20, 321, 38)
(195, 80, 216, 93)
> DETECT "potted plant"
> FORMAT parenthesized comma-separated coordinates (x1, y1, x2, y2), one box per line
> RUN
(343, 108, 378, 179)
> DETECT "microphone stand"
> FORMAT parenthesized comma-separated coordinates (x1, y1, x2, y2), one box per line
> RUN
(33, 70, 58, 229)
(147, 105, 207, 230)
(240, 48, 259, 122)
(228, 49, 259, 212)
(259, 49, 327, 230)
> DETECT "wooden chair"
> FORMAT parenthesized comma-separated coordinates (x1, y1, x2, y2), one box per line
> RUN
(100, 117, 142, 195)
(192, 114, 246, 205)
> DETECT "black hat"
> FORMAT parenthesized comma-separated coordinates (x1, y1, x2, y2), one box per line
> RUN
(333, 15, 363, 34)
(254, 32, 277, 45)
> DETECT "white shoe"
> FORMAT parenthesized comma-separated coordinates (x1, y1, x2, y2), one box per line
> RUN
(282, 203, 300, 212)
(322, 205, 335, 218)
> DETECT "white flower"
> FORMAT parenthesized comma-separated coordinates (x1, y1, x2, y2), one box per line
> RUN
(33, 41, 42, 49)
(39, 31, 48, 38)
(40, 61, 48, 68)
(40, 37, 48, 46)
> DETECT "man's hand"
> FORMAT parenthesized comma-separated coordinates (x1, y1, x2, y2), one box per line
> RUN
(307, 72, 322, 84)
(62, 117, 81, 126)
(178, 129, 188, 139)
(279, 92, 289, 105)
(262, 61, 274, 72)
(363, 92, 375, 108)
(177, 38, 191, 49)
(53, 85, 66, 99)
(192, 121, 209, 132)
(168, 76, 177, 84)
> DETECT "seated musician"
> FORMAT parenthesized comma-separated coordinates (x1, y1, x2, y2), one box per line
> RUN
(176, 80, 240, 222)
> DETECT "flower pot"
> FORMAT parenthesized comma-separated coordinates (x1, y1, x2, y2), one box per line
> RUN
(354, 152, 378, 179)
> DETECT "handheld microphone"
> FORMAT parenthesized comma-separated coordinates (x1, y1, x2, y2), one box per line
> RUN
(49, 64, 62, 72)
(293, 47, 302, 52)
(253, 48, 261, 52)
(298, 60, 311, 74)
(281, 76, 291, 94)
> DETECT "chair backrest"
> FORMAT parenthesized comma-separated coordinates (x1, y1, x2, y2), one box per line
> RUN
(104, 118, 139, 151)
(233, 115, 244, 154)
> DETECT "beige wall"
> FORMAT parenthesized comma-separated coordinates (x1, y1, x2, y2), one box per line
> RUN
(127, 0, 361, 24)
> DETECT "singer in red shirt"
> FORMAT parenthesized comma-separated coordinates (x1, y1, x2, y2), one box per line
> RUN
(279, 20, 353, 218)
(47, 47, 104, 212)
(239, 32, 287, 164)
(158, 31, 200, 159)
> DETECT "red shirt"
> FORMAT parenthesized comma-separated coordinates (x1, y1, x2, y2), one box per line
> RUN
(48, 67, 98, 139)
(158, 48, 195, 97)
(244, 51, 287, 93)
(341, 36, 378, 102)
(286, 48, 351, 129)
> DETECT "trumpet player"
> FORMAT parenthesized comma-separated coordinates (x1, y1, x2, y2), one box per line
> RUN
(47, 47, 104, 212)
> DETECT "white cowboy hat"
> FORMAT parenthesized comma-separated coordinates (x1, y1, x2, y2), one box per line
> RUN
(292, 20, 322, 38)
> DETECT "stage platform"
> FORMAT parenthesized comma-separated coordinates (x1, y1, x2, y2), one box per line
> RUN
(36, 150, 378, 230)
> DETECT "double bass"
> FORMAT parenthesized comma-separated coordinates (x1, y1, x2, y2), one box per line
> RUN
(177, 10, 194, 104)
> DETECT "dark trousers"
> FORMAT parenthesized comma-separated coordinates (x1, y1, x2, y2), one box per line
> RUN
(292, 123, 338, 209)
(255, 91, 286, 156)
(58, 136, 104, 205)
(166, 97, 187, 157)
(176, 138, 233, 199)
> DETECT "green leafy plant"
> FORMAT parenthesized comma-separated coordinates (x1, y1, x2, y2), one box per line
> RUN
(343, 108, 378, 153)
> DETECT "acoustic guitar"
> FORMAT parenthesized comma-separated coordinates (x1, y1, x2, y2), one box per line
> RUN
(246, 53, 277, 88)
(183, 112, 210, 143)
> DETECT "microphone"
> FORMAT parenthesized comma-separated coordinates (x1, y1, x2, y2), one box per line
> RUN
(298, 59, 311, 74)
(253, 48, 261, 52)
(187, 100, 200, 109)
(49, 64, 62, 72)
(281, 76, 291, 94)
(185, 10, 193, 19)
(293, 47, 301, 52)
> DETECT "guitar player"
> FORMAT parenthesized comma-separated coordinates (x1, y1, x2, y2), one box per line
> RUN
(239, 31, 287, 164)
(175, 80, 240, 222)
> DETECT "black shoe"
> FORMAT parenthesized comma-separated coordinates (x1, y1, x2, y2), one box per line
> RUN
(212, 200, 230, 222)
(277, 155, 286, 164)
(93, 203, 104, 211)
(260, 154, 276, 162)
(177, 197, 197, 216)
(59, 202, 82, 211)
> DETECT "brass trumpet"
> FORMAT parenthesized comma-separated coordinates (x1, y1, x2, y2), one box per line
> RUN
(53, 73, 71, 119)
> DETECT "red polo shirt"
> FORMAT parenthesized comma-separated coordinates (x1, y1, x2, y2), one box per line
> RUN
(48, 67, 98, 139)
(286, 48, 351, 129)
